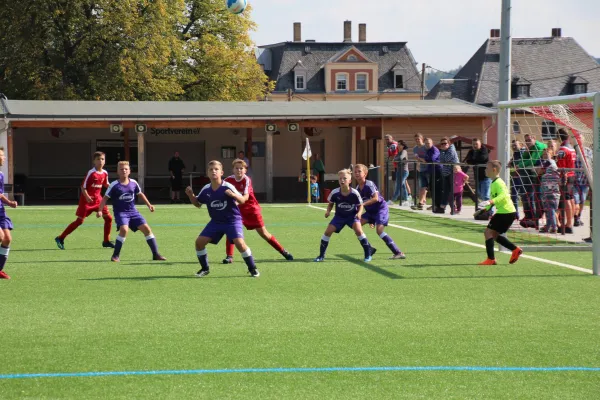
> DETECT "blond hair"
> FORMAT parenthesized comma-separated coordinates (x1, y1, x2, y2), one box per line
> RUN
(208, 160, 223, 170)
(338, 168, 352, 176)
(118, 161, 130, 167)
(354, 164, 368, 174)
(488, 160, 502, 171)
(232, 158, 248, 169)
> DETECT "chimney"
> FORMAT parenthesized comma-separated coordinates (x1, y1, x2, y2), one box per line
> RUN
(359, 23, 367, 42)
(551, 28, 562, 37)
(343, 20, 352, 42)
(490, 29, 500, 38)
(293, 22, 302, 42)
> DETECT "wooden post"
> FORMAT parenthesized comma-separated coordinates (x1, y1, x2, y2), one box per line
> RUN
(6, 125, 13, 185)
(265, 131, 274, 202)
(137, 127, 145, 191)
(124, 128, 130, 162)
(246, 128, 253, 167)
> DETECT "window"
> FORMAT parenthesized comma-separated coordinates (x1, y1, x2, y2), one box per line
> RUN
(347, 55, 358, 61)
(516, 84, 530, 97)
(336, 74, 348, 91)
(356, 74, 367, 91)
(541, 120, 557, 140)
(394, 74, 404, 89)
(512, 121, 521, 134)
(573, 83, 587, 94)
(295, 74, 305, 90)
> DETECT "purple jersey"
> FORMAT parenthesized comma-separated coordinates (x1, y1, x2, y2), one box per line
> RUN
(328, 187, 363, 218)
(356, 180, 385, 214)
(196, 182, 243, 223)
(105, 179, 141, 215)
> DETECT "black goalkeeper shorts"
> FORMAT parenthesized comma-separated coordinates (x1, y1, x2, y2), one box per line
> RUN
(487, 212, 517, 234)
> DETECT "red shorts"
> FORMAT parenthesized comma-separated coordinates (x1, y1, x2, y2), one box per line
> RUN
(76, 199, 110, 219)
(241, 211, 264, 230)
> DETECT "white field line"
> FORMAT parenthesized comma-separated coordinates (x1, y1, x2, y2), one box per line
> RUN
(307, 205, 591, 274)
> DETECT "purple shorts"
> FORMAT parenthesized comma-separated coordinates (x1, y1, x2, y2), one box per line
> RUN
(115, 212, 147, 232)
(330, 215, 359, 233)
(200, 220, 244, 245)
(0, 215, 13, 230)
(362, 205, 389, 226)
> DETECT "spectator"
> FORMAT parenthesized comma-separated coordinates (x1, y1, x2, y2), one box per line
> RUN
(391, 140, 409, 204)
(423, 138, 441, 212)
(168, 151, 185, 203)
(556, 129, 577, 234)
(517, 134, 547, 229)
(310, 175, 320, 204)
(453, 165, 469, 214)
(312, 153, 326, 199)
(412, 133, 428, 210)
(574, 146, 593, 227)
(510, 140, 525, 218)
(464, 138, 490, 202)
(238, 151, 251, 177)
(437, 137, 459, 213)
(384, 134, 400, 200)
(539, 160, 561, 233)
(546, 140, 559, 158)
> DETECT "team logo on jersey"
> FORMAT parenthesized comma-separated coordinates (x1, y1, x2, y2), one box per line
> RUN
(338, 202, 354, 211)
(210, 200, 227, 210)
(92, 184, 103, 188)
(119, 193, 135, 202)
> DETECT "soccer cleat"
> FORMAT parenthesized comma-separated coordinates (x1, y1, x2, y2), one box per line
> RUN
(0, 271, 10, 279)
(390, 252, 406, 260)
(153, 254, 167, 261)
(282, 251, 294, 261)
(249, 269, 260, 278)
(195, 269, 210, 277)
(364, 256, 372, 262)
(564, 227, 573, 234)
(313, 256, 325, 262)
(478, 258, 497, 266)
(55, 237, 65, 250)
(509, 247, 523, 264)
(102, 241, 115, 248)
(111, 256, 120, 262)
(222, 256, 234, 264)
(370, 247, 377, 257)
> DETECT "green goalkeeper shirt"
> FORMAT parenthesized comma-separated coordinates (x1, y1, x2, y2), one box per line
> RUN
(490, 177, 516, 214)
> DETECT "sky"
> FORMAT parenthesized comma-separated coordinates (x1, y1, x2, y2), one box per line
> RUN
(248, 0, 599, 72)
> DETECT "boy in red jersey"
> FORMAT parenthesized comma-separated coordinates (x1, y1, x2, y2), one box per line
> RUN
(222, 158, 293, 263)
(55, 152, 114, 249)
(556, 129, 577, 233)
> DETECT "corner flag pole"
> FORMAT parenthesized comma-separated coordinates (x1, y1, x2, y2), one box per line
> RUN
(302, 138, 312, 203)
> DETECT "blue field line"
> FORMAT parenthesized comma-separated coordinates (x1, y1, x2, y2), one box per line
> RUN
(1, 365, 599, 379)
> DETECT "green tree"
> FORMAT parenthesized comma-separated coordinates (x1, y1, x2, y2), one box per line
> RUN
(0, 0, 271, 101)
(179, 0, 273, 101)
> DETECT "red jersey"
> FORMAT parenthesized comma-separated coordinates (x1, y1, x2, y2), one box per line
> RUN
(557, 142, 576, 177)
(82, 168, 109, 201)
(224, 175, 261, 215)
(387, 140, 399, 168)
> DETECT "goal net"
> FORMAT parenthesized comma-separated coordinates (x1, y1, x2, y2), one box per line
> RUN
(497, 93, 598, 262)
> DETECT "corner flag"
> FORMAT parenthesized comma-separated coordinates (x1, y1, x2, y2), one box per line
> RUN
(302, 139, 312, 203)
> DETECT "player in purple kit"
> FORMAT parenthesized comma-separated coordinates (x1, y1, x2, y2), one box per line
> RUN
(185, 160, 259, 278)
(353, 164, 406, 259)
(0, 148, 18, 280)
(314, 169, 374, 262)
(96, 161, 166, 262)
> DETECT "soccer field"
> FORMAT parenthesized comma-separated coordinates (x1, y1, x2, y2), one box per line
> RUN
(0, 204, 598, 399)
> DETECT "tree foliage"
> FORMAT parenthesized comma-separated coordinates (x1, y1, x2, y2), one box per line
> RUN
(0, 0, 272, 101)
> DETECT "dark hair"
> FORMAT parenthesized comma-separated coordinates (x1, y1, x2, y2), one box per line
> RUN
(558, 128, 569, 142)
(93, 151, 105, 160)
(399, 140, 408, 149)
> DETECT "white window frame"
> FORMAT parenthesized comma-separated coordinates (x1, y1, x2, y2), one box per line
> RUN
(394, 73, 404, 89)
(336, 73, 348, 91)
(295, 73, 306, 91)
(541, 120, 557, 140)
(512, 121, 521, 134)
(356, 73, 368, 91)
(516, 84, 530, 97)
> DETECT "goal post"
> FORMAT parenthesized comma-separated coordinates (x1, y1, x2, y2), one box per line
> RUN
(498, 92, 599, 275)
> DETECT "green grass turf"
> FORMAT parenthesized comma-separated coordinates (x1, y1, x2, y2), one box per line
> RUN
(0, 204, 599, 399)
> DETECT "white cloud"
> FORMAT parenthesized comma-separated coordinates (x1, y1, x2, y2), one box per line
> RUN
(248, 0, 599, 71)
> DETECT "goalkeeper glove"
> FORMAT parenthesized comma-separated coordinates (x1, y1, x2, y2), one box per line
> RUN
(478, 200, 491, 209)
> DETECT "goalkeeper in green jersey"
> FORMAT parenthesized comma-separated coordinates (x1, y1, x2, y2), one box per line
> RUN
(476, 160, 523, 265)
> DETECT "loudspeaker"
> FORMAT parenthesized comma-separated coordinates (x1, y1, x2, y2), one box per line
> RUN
(110, 124, 123, 134)
(288, 122, 300, 132)
(135, 124, 147, 134)
(265, 123, 277, 133)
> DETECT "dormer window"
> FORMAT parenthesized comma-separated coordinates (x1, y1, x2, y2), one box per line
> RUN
(512, 76, 531, 98)
(392, 63, 405, 90)
(336, 73, 348, 91)
(295, 74, 305, 90)
(356, 74, 368, 91)
(516, 84, 530, 97)
(569, 76, 588, 94)
(293, 60, 307, 91)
